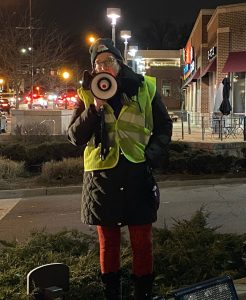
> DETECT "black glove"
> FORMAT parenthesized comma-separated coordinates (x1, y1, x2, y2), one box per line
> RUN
(81, 70, 94, 90)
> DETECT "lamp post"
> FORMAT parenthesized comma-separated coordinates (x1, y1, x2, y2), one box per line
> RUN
(62, 71, 70, 109)
(120, 30, 131, 64)
(128, 45, 138, 72)
(107, 8, 121, 46)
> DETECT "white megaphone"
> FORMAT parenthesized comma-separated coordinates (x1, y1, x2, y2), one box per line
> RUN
(90, 72, 118, 100)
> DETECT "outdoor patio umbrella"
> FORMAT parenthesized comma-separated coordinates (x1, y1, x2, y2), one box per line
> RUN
(219, 77, 232, 115)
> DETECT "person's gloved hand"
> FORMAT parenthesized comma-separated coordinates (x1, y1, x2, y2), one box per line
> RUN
(81, 70, 94, 90)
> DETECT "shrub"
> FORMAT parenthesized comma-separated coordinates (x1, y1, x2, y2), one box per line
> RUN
(0, 141, 83, 166)
(241, 147, 246, 158)
(0, 210, 245, 299)
(0, 144, 26, 161)
(169, 141, 189, 153)
(0, 230, 102, 300)
(25, 142, 83, 168)
(40, 157, 83, 182)
(152, 208, 246, 295)
(0, 156, 25, 179)
(167, 151, 190, 173)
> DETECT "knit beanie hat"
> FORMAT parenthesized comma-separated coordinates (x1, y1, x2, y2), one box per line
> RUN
(89, 38, 124, 66)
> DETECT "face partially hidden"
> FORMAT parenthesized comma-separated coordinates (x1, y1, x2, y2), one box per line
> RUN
(94, 52, 121, 77)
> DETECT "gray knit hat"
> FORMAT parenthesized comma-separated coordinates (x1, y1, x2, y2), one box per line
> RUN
(89, 38, 123, 66)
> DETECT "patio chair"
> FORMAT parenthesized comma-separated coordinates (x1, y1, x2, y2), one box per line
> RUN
(167, 275, 238, 300)
(27, 263, 69, 299)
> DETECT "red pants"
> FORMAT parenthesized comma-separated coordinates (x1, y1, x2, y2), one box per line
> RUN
(97, 224, 153, 276)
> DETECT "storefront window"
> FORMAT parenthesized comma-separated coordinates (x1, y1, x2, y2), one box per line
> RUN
(232, 72, 245, 114)
(162, 82, 171, 97)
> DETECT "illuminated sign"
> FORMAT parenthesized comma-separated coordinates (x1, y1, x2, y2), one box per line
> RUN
(183, 64, 189, 74)
(190, 61, 195, 73)
(183, 41, 195, 75)
(208, 47, 216, 60)
(183, 41, 193, 64)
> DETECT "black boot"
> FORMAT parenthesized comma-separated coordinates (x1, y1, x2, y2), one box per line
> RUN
(132, 273, 154, 300)
(101, 272, 121, 300)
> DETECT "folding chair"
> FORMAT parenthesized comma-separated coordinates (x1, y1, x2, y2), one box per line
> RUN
(168, 276, 238, 300)
(27, 263, 69, 299)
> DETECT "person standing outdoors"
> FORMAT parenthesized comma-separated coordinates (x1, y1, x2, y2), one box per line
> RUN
(68, 38, 172, 300)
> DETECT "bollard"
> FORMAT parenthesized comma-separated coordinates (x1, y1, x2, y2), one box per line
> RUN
(181, 112, 184, 140)
(188, 113, 191, 134)
(244, 117, 246, 142)
(201, 116, 205, 140)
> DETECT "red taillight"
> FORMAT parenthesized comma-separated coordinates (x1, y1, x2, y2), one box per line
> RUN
(2, 103, 8, 107)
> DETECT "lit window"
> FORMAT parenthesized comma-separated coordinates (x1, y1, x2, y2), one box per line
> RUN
(162, 84, 171, 97)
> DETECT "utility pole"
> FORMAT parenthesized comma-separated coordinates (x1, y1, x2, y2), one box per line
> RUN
(16, 0, 34, 109)
(29, 0, 34, 109)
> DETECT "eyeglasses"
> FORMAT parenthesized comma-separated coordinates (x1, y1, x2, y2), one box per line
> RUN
(94, 56, 117, 70)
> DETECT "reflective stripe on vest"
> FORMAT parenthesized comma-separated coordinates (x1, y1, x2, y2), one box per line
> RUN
(77, 76, 156, 171)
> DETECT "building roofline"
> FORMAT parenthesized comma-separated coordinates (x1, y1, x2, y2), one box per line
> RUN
(187, 9, 214, 44)
(136, 49, 181, 59)
(208, 2, 246, 30)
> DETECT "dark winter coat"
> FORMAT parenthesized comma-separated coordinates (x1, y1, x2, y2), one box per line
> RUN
(68, 72, 172, 226)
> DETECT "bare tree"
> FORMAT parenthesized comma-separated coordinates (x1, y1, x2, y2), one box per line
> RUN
(0, 8, 72, 107)
(136, 19, 192, 50)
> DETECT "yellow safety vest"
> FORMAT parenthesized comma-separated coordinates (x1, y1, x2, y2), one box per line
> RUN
(77, 76, 156, 171)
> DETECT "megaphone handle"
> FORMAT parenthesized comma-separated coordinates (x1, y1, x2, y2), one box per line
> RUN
(99, 106, 108, 161)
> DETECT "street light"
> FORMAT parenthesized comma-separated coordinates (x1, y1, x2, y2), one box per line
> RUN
(128, 45, 138, 57)
(88, 36, 96, 44)
(0, 78, 4, 92)
(107, 8, 121, 46)
(62, 71, 70, 109)
(120, 30, 131, 64)
(128, 46, 138, 72)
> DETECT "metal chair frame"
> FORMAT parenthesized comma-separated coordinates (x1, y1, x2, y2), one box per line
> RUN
(168, 276, 238, 300)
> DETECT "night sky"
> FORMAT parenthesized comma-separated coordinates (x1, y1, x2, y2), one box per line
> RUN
(1, 0, 246, 65)
(2, 0, 246, 35)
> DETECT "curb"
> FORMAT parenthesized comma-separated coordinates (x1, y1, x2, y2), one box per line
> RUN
(0, 185, 82, 199)
(0, 177, 245, 200)
(157, 176, 246, 188)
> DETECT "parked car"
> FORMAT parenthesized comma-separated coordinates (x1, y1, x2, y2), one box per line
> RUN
(20, 89, 47, 109)
(0, 98, 11, 114)
(0, 111, 7, 133)
(55, 88, 79, 109)
(0, 92, 16, 108)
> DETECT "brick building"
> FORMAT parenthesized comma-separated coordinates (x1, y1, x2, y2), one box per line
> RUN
(129, 50, 181, 111)
(182, 3, 246, 124)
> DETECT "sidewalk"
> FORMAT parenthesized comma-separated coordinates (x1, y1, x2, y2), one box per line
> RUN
(172, 121, 246, 143)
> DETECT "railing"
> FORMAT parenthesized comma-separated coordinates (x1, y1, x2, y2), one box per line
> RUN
(22, 119, 56, 135)
(39, 119, 56, 135)
(173, 113, 246, 142)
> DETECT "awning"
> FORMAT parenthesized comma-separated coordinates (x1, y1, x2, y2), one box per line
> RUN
(201, 58, 216, 77)
(222, 51, 246, 73)
(193, 68, 200, 80)
(182, 68, 200, 88)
